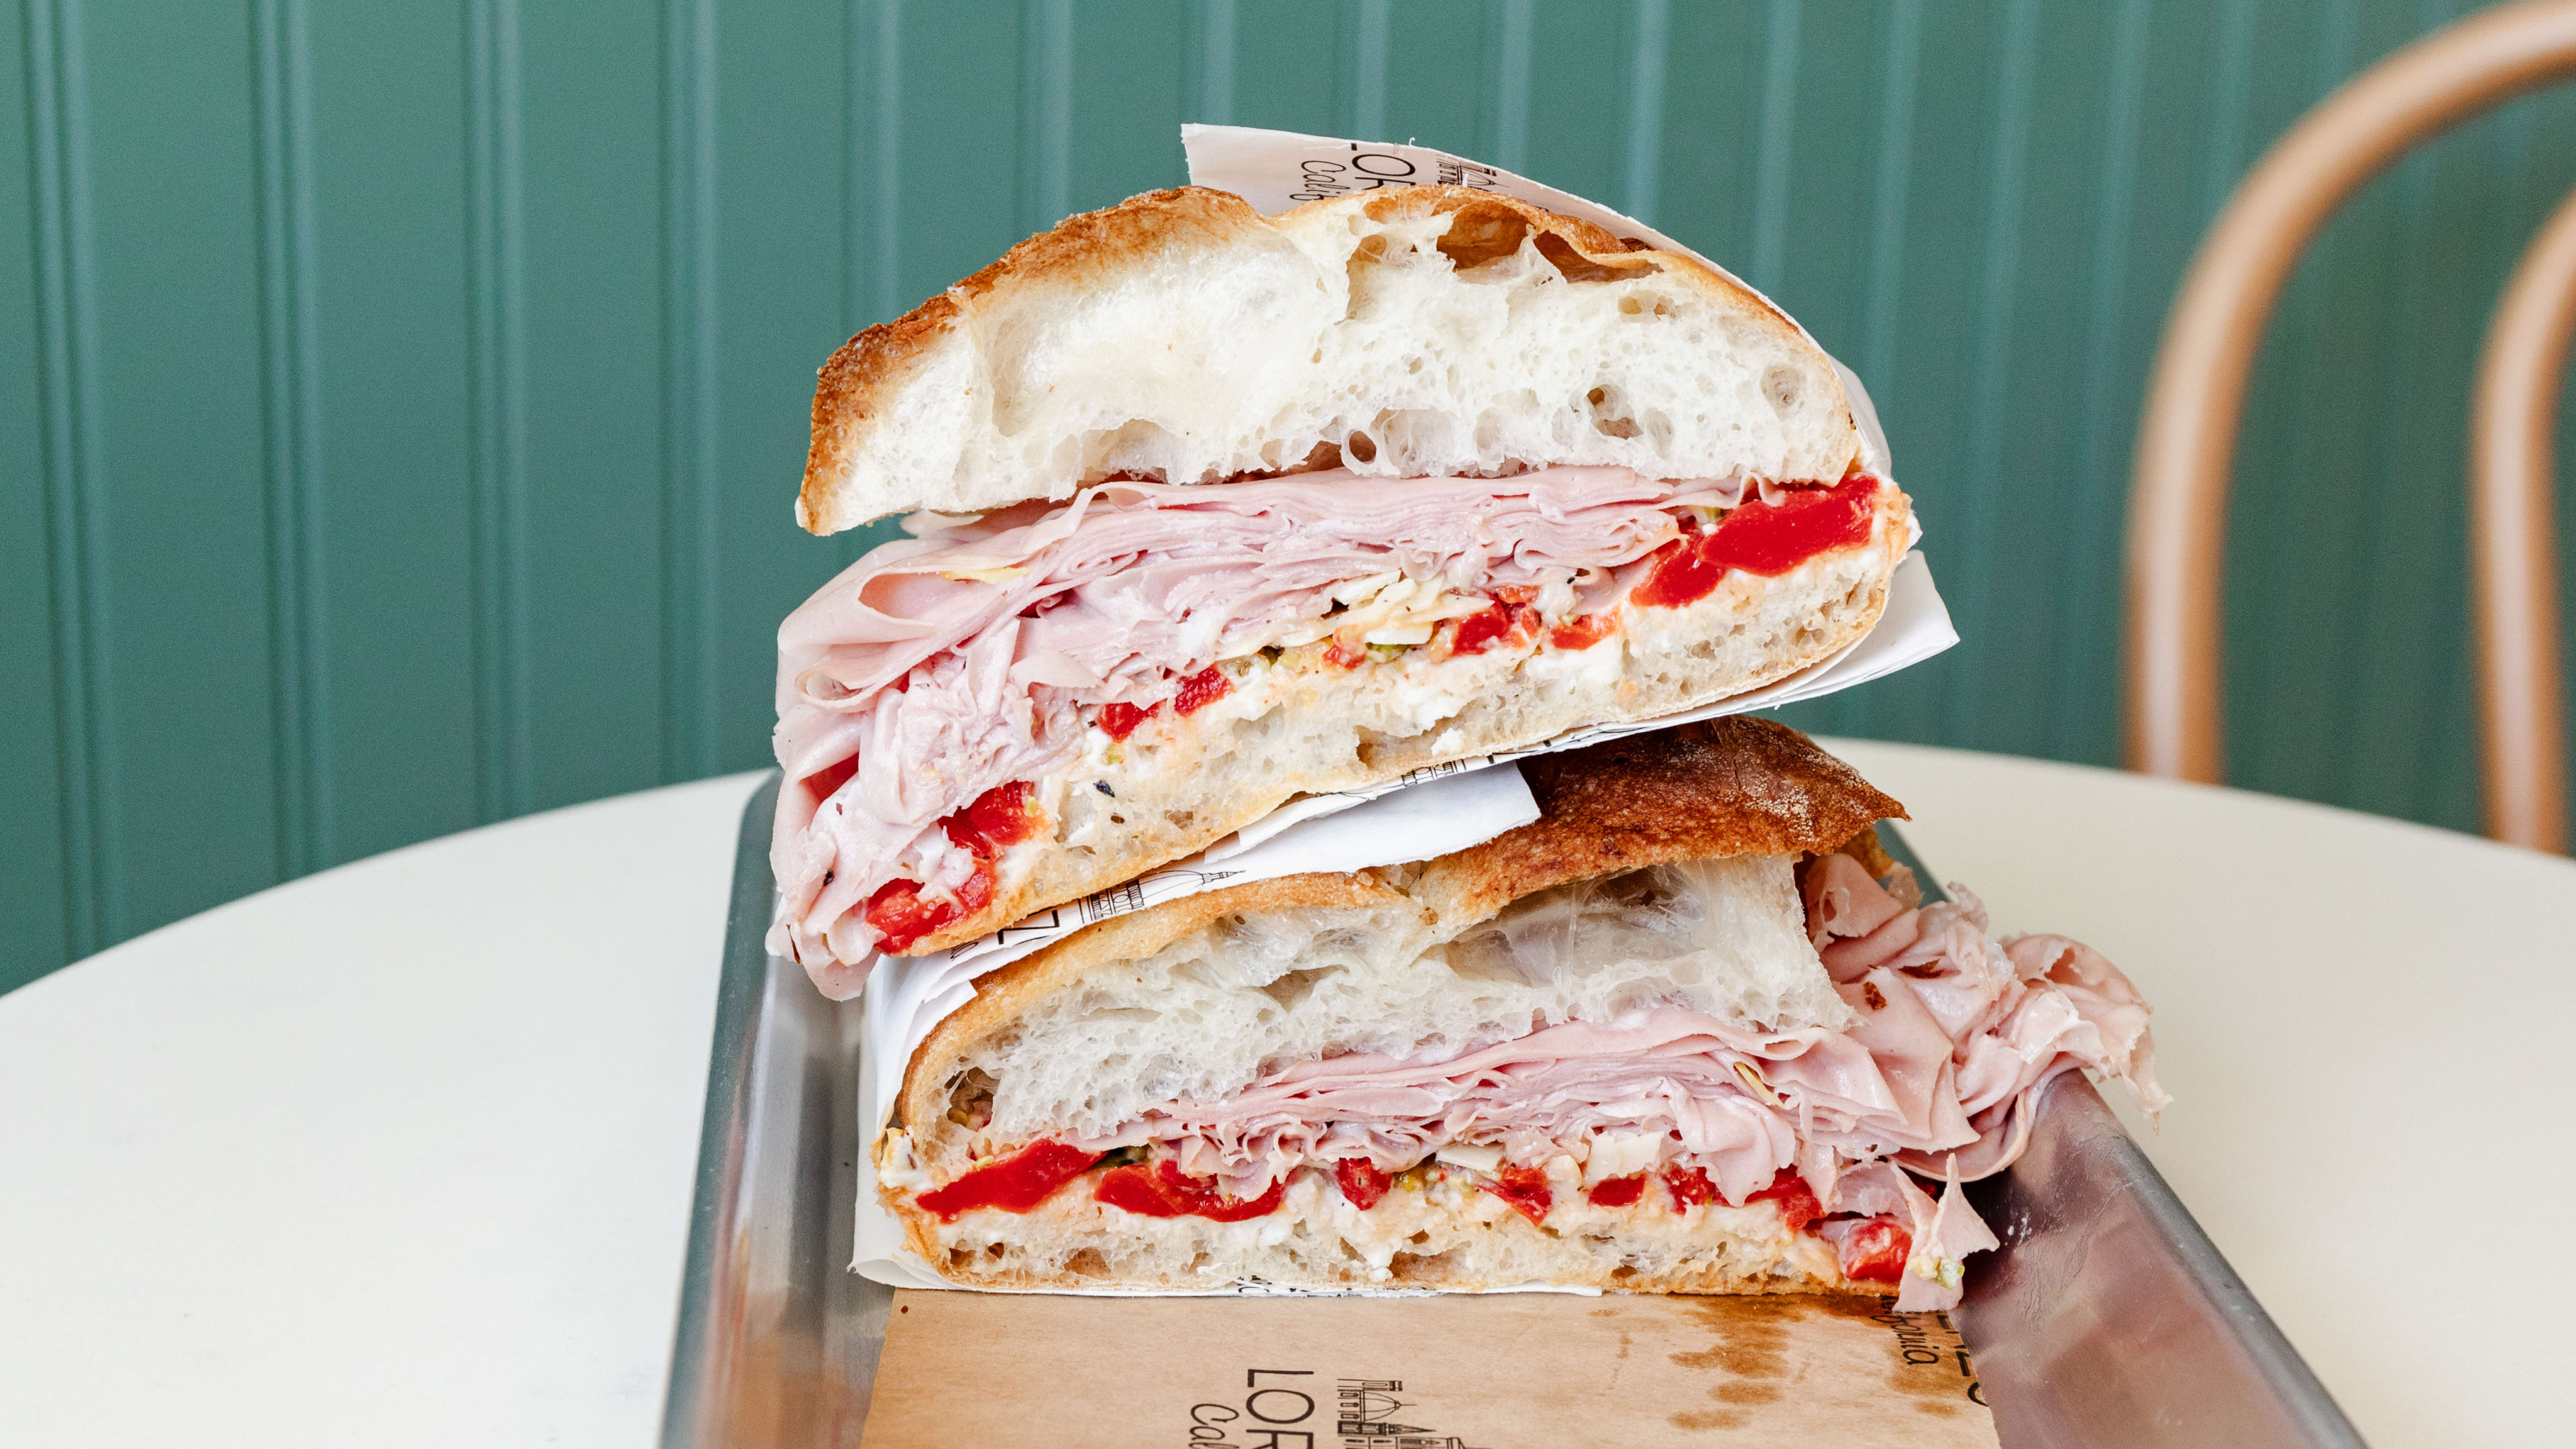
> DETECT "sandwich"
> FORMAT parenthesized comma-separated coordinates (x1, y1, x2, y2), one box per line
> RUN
(869, 718, 2165, 1309)
(771, 184, 1915, 991)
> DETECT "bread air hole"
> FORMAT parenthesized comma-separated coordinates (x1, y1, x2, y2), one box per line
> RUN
(1258, 966, 1340, 1010)
(1763, 364, 1804, 412)
(1065, 1248, 1110, 1278)
(1346, 430, 1377, 464)
(1433, 199, 1529, 270)
(1535, 231, 1659, 284)
(1389, 1248, 1457, 1282)
(1587, 386, 1642, 441)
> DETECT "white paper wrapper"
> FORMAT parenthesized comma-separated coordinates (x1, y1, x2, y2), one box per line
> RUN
(848, 127, 1958, 1290)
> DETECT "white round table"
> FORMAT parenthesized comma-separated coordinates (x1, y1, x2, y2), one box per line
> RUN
(2, 744, 2566, 1448)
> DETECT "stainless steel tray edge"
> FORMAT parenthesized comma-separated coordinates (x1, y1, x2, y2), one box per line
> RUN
(660, 773, 889, 1449)
(661, 783, 2368, 1448)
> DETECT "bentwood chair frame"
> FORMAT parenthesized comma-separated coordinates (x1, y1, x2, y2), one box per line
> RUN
(2128, 0, 2576, 851)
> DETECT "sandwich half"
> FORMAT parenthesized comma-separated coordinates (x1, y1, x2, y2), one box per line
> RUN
(871, 719, 2164, 1308)
(773, 184, 1915, 987)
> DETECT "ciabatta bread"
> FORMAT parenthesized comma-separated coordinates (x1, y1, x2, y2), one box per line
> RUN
(800, 186, 1860, 533)
(869, 722, 2017, 1298)
(895, 718, 1904, 1156)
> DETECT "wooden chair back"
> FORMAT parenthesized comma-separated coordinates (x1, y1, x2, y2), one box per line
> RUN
(2127, 0, 2576, 851)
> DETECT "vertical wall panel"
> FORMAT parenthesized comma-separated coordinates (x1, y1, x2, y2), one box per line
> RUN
(1958, 0, 2116, 759)
(1647, 1, 1767, 275)
(710, 0, 857, 771)
(303, 1, 481, 861)
(889, 2, 1024, 309)
(1, 0, 71, 991)
(11, 0, 2576, 994)
(79, 0, 282, 943)
(1226, 2, 1345, 135)
(1066, 2, 1191, 214)
(517, 0, 668, 813)
(1373, 0, 1488, 154)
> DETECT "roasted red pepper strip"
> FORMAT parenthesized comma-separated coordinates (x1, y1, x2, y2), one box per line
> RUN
(1483, 1165, 1554, 1224)
(944, 780, 1038, 855)
(1745, 1167, 1824, 1232)
(1547, 612, 1615, 650)
(1098, 700, 1159, 740)
(1633, 474, 1881, 609)
(1446, 602, 1537, 656)
(916, 1140, 1103, 1222)
(1173, 665, 1232, 716)
(1095, 1160, 1287, 1222)
(1662, 1164, 1719, 1211)
(864, 861, 994, 953)
(1585, 1173, 1646, 1208)
(1334, 1159, 1393, 1211)
(1836, 1216, 1913, 1283)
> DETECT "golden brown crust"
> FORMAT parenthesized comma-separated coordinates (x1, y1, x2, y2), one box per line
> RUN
(1407, 718, 1907, 931)
(802, 187, 1275, 533)
(800, 183, 1835, 534)
(894, 871, 1419, 1136)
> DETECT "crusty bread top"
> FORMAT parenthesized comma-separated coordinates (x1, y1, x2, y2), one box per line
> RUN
(802, 184, 1859, 533)
(896, 720, 1902, 1134)
(1408, 716, 1907, 931)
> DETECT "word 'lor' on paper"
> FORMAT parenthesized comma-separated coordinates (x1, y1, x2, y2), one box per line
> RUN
(863, 1289, 1999, 1448)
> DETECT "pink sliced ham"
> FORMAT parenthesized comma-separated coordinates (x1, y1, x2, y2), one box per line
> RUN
(771, 466, 1752, 964)
(1069, 857, 2165, 1311)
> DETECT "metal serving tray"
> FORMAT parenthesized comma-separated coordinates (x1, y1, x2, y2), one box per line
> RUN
(660, 775, 2366, 1448)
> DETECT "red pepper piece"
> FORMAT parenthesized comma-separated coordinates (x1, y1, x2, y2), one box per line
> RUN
(1320, 639, 1365, 669)
(1173, 665, 1232, 716)
(1097, 700, 1161, 741)
(1546, 612, 1615, 651)
(1631, 535, 1728, 610)
(943, 780, 1038, 855)
(1661, 1164, 1718, 1211)
(1836, 1216, 1913, 1283)
(1483, 1165, 1554, 1225)
(1633, 475, 1882, 609)
(1745, 1167, 1823, 1232)
(863, 861, 994, 954)
(1094, 1160, 1287, 1222)
(1585, 1173, 1646, 1208)
(1703, 474, 1880, 578)
(915, 1140, 1103, 1222)
(1447, 602, 1537, 656)
(1334, 1159, 1393, 1211)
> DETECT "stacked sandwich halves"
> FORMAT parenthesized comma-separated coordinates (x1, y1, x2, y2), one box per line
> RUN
(772, 183, 2163, 1309)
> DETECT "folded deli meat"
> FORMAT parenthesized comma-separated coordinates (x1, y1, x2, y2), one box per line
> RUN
(771, 185, 1914, 987)
(873, 720, 2166, 1306)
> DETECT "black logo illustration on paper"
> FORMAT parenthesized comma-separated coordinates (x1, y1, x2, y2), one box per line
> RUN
(1189, 1373, 1491, 1449)
(1335, 1379, 1488, 1449)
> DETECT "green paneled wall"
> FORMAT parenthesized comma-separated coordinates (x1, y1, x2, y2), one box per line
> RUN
(9, 0, 2575, 993)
